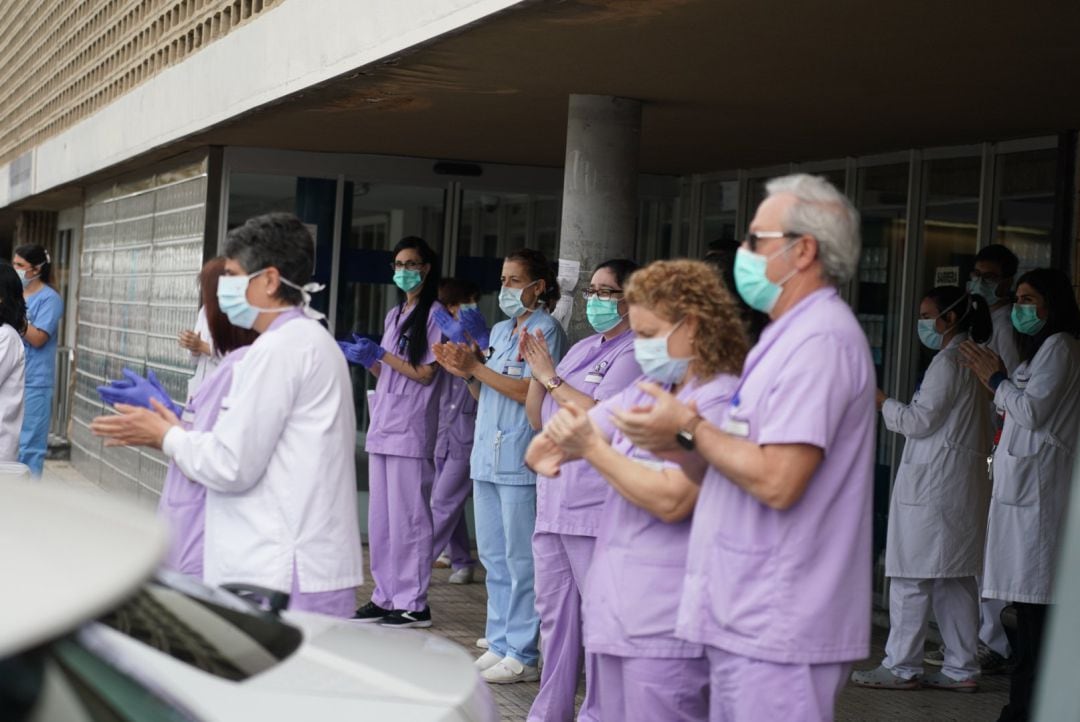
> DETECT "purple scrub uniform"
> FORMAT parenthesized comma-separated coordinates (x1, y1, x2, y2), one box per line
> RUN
(159, 347, 250, 578)
(365, 301, 444, 613)
(529, 328, 639, 722)
(581, 372, 738, 722)
(676, 288, 875, 722)
(431, 372, 478, 570)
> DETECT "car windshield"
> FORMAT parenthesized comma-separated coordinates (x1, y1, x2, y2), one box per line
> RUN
(98, 573, 303, 682)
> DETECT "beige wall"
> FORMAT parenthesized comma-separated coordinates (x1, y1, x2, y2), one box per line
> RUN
(0, 0, 286, 165)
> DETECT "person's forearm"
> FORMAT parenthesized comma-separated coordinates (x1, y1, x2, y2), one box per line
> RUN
(23, 324, 49, 348)
(379, 353, 436, 385)
(546, 381, 597, 411)
(526, 379, 544, 430)
(582, 439, 698, 522)
(474, 364, 530, 404)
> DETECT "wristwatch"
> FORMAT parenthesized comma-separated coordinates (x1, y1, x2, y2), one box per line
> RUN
(675, 414, 704, 450)
(544, 375, 564, 392)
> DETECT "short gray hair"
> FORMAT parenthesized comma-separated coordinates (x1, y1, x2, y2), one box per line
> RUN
(765, 174, 860, 285)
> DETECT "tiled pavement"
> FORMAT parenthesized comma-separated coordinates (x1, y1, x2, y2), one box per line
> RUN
(363, 560, 1009, 722)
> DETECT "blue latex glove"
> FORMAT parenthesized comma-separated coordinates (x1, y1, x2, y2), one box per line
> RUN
(339, 335, 385, 369)
(433, 307, 468, 344)
(97, 368, 181, 416)
(459, 308, 490, 349)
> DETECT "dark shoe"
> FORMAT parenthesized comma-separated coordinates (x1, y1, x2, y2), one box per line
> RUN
(378, 607, 432, 629)
(977, 643, 1012, 675)
(351, 600, 391, 623)
(923, 645, 945, 667)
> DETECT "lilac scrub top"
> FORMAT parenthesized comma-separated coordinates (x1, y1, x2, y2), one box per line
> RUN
(536, 328, 640, 537)
(365, 300, 445, 459)
(434, 370, 478, 461)
(676, 288, 876, 665)
(159, 346, 250, 577)
(582, 372, 739, 659)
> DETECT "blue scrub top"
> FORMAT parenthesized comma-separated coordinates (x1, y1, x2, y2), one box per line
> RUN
(23, 285, 63, 387)
(470, 308, 567, 485)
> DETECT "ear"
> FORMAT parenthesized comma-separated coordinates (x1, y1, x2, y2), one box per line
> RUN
(795, 235, 819, 270)
(684, 314, 700, 341)
(262, 267, 281, 297)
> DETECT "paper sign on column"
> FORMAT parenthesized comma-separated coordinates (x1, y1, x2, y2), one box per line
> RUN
(557, 258, 581, 292)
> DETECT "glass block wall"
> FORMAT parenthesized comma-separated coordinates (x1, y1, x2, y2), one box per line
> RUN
(69, 156, 209, 506)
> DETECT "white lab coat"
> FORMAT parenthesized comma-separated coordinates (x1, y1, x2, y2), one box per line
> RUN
(187, 306, 220, 399)
(163, 311, 365, 594)
(881, 334, 992, 578)
(983, 332, 1080, 604)
(0, 324, 25, 461)
(987, 305, 1020, 376)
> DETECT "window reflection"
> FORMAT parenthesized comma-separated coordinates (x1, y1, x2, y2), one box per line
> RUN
(993, 149, 1057, 278)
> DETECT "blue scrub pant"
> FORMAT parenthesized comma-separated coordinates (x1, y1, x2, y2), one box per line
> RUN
(474, 479, 539, 667)
(19, 385, 53, 476)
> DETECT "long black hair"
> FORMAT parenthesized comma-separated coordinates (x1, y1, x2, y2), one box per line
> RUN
(0, 263, 28, 334)
(14, 244, 51, 285)
(393, 236, 440, 367)
(506, 248, 559, 312)
(923, 286, 992, 344)
(1014, 268, 1080, 363)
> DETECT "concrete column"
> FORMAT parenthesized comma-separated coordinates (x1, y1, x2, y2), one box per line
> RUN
(556, 94, 641, 343)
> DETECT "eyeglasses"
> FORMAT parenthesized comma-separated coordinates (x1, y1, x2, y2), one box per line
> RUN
(743, 231, 802, 253)
(970, 269, 1002, 284)
(581, 288, 624, 300)
(390, 261, 426, 271)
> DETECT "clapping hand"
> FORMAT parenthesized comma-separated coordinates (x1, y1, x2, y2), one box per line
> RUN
(97, 368, 181, 417)
(459, 308, 490, 350)
(433, 308, 469, 344)
(958, 340, 1006, 390)
(338, 334, 386, 369)
(612, 382, 697, 452)
(519, 329, 556, 383)
(433, 340, 481, 378)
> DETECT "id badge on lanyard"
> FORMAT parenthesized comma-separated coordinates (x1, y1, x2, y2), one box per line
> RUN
(584, 359, 610, 384)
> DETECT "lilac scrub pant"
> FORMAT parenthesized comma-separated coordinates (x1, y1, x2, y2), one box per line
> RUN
(705, 647, 849, 722)
(591, 653, 709, 722)
(368, 453, 436, 612)
(528, 531, 599, 722)
(431, 453, 475, 569)
(287, 560, 356, 617)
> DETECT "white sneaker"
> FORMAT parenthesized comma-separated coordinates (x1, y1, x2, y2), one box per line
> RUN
(475, 637, 489, 649)
(474, 651, 504, 671)
(481, 657, 540, 684)
(448, 566, 475, 584)
(433, 553, 451, 569)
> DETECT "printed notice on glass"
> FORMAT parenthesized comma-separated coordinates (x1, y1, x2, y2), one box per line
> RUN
(557, 258, 581, 293)
(934, 266, 960, 287)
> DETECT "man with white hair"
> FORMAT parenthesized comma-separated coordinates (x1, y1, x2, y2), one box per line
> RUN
(613, 174, 875, 720)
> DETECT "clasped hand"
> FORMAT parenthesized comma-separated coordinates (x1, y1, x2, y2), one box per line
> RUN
(338, 334, 386, 369)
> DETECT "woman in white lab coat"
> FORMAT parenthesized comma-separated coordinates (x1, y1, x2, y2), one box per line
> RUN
(852, 286, 993, 692)
(960, 267, 1080, 722)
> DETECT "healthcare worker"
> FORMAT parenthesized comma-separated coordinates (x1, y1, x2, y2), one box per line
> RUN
(851, 286, 993, 692)
(344, 236, 444, 628)
(433, 248, 567, 685)
(0, 263, 26, 462)
(13, 244, 63, 476)
(90, 213, 364, 616)
(960, 267, 1080, 722)
(521, 258, 641, 722)
(178, 304, 219, 399)
(429, 278, 486, 584)
(527, 259, 748, 721)
(98, 258, 257, 578)
(611, 175, 875, 721)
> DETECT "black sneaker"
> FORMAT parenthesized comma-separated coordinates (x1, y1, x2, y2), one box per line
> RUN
(378, 607, 432, 629)
(351, 601, 391, 623)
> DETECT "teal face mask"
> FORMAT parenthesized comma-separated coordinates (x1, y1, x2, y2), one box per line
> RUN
(966, 278, 998, 305)
(733, 242, 799, 314)
(586, 297, 622, 333)
(1011, 304, 1046, 335)
(917, 318, 943, 350)
(393, 269, 423, 293)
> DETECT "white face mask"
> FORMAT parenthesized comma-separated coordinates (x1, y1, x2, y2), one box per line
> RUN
(498, 280, 538, 318)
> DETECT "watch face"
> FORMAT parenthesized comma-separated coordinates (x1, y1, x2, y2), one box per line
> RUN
(675, 429, 694, 451)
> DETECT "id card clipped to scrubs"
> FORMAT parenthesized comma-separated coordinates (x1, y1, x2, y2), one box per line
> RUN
(719, 392, 751, 439)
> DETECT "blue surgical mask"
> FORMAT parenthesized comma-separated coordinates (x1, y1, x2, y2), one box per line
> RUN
(393, 269, 423, 293)
(733, 242, 799, 314)
(499, 281, 538, 319)
(633, 320, 690, 385)
(917, 318, 943, 350)
(458, 303, 478, 312)
(1011, 304, 1046, 336)
(586, 297, 623, 333)
(216, 269, 313, 330)
(966, 278, 998, 305)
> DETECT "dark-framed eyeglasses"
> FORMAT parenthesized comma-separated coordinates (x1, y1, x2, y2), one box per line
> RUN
(581, 288, 624, 301)
(390, 260, 426, 271)
(743, 231, 802, 253)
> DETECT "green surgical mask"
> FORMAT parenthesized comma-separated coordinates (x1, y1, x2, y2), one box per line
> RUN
(393, 269, 423, 293)
(1011, 304, 1046, 336)
(586, 297, 622, 333)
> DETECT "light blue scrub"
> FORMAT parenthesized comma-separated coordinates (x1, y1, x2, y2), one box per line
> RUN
(20, 284, 63, 476)
(471, 307, 567, 667)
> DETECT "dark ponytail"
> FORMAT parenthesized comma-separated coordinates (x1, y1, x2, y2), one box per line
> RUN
(0, 263, 27, 334)
(14, 244, 51, 285)
(506, 248, 559, 312)
(392, 236, 440, 367)
(924, 285, 991, 344)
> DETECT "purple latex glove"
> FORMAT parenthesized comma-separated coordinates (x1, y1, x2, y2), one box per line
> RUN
(459, 308, 490, 349)
(97, 368, 182, 416)
(339, 335, 385, 369)
(433, 307, 468, 344)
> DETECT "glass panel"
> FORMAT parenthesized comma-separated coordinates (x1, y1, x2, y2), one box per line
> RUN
(702, 179, 739, 249)
(335, 182, 446, 450)
(855, 162, 910, 563)
(226, 173, 298, 230)
(919, 156, 981, 296)
(993, 148, 1057, 278)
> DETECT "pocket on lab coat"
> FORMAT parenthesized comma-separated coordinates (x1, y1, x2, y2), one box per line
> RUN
(494, 427, 534, 476)
(994, 438, 1042, 507)
(615, 551, 685, 641)
(370, 391, 411, 435)
(895, 441, 943, 506)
